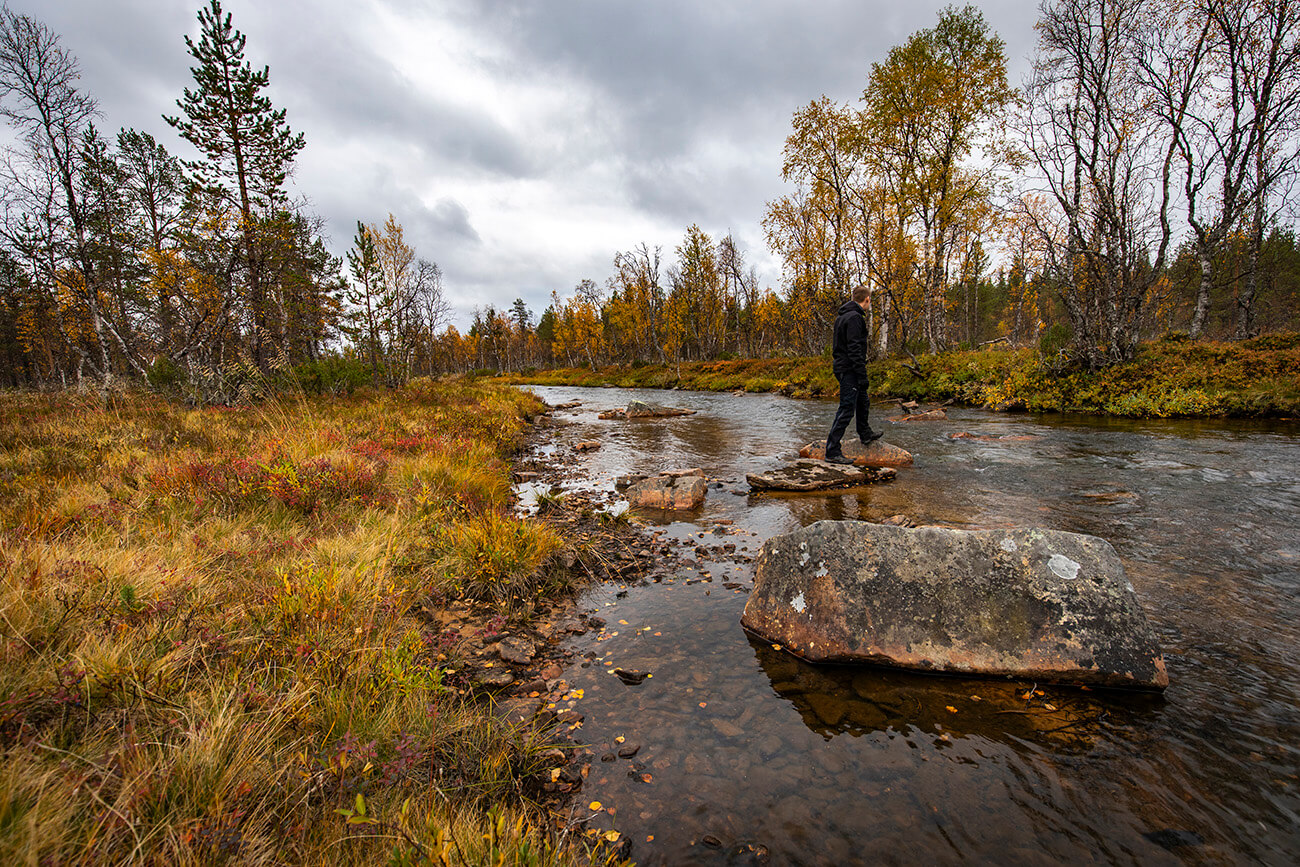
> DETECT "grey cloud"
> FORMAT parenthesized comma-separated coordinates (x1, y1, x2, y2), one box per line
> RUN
(269, 30, 541, 180)
(454, 0, 1037, 155)
(7, 0, 1042, 328)
(427, 198, 480, 244)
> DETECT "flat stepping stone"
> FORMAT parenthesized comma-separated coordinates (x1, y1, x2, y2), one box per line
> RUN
(800, 440, 913, 468)
(747, 459, 896, 492)
(599, 400, 697, 419)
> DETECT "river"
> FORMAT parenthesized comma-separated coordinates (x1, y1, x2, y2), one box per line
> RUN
(519, 385, 1300, 866)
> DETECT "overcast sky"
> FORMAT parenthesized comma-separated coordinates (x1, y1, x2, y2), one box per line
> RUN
(16, 0, 1039, 328)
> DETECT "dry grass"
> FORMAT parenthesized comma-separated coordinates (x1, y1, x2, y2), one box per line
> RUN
(0, 380, 624, 865)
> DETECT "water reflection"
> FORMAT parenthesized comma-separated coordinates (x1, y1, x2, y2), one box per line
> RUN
(522, 385, 1300, 865)
(747, 634, 1170, 754)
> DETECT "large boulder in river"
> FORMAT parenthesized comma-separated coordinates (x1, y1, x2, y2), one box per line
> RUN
(626, 468, 707, 510)
(799, 440, 913, 468)
(741, 521, 1168, 690)
(747, 459, 896, 492)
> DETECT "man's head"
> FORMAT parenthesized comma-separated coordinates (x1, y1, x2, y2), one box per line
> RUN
(851, 285, 869, 304)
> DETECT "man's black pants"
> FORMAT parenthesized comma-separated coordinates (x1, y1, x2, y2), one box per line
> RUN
(826, 369, 871, 456)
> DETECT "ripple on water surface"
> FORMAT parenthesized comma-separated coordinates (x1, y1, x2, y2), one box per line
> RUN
(523, 386, 1300, 865)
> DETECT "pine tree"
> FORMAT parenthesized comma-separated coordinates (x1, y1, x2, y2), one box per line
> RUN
(341, 221, 387, 377)
(165, 0, 305, 368)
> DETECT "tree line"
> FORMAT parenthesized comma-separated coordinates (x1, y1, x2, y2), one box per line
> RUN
(0, 0, 452, 396)
(482, 0, 1300, 375)
(2, 1, 1299, 395)
(761, 0, 1300, 370)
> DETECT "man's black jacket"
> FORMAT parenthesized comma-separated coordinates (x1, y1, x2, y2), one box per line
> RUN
(831, 299, 868, 376)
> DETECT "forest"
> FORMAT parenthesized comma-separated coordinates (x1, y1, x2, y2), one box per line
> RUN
(1, 0, 1299, 397)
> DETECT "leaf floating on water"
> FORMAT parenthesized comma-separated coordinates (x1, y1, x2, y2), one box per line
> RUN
(615, 735, 625, 743)
(603, 830, 621, 843)
(772, 644, 782, 650)
(640, 773, 653, 783)
(946, 706, 958, 713)
(1044, 703, 1057, 711)
(699, 702, 708, 708)
(589, 801, 602, 811)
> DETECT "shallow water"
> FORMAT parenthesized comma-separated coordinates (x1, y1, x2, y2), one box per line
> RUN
(522, 386, 1300, 866)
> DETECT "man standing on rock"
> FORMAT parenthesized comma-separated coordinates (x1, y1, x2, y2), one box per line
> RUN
(825, 285, 883, 464)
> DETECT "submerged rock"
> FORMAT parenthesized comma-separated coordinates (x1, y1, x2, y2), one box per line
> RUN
(747, 459, 896, 492)
(741, 520, 1168, 690)
(888, 408, 947, 422)
(799, 440, 913, 468)
(626, 468, 707, 510)
(951, 431, 1039, 442)
(613, 667, 649, 685)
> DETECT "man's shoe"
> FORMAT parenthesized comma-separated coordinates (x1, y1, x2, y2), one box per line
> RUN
(825, 453, 855, 465)
(861, 430, 885, 444)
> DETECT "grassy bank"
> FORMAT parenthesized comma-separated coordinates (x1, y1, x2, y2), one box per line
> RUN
(0, 381, 624, 865)
(507, 334, 1300, 419)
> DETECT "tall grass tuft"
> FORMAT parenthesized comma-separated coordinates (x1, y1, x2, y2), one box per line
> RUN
(0, 381, 619, 865)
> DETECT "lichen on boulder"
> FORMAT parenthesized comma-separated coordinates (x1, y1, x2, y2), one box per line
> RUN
(741, 520, 1168, 690)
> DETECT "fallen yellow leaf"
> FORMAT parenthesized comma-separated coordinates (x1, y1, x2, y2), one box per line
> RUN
(603, 830, 621, 843)
(1044, 703, 1057, 711)
(588, 801, 602, 811)
(946, 705, 958, 713)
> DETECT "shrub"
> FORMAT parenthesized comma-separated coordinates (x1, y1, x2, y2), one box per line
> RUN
(1039, 322, 1071, 358)
(293, 357, 373, 395)
(146, 355, 186, 390)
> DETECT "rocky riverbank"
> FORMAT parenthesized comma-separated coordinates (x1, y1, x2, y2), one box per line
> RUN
(452, 407, 763, 846)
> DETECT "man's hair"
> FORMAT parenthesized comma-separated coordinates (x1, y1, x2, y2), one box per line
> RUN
(851, 285, 869, 303)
